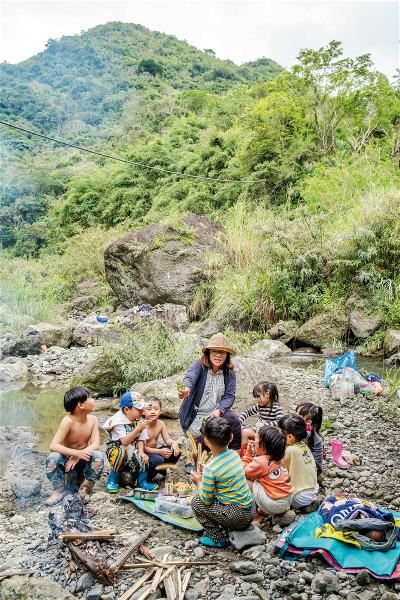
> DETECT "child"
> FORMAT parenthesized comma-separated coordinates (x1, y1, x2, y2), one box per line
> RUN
(239, 382, 283, 450)
(191, 417, 254, 548)
(296, 402, 324, 474)
(46, 386, 104, 506)
(140, 397, 181, 482)
(103, 391, 157, 492)
(242, 426, 293, 517)
(278, 414, 319, 509)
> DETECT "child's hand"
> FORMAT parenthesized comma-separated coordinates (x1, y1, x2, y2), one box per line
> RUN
(191, 471, 202, 486)
(74, 448, 93, 461)
(178, 386, 190, 400)
(159, 448, 173, 459)
(65, 456, 80, 471)
(139, 453, 149, 464)
(136, 419, 151, 432)
(171, 442, 181, 456)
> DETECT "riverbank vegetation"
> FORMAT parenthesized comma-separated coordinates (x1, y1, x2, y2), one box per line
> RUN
(1, 25, 399, 347)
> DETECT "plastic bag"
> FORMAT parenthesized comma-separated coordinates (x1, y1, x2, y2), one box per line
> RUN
(324, 351, 358, 387)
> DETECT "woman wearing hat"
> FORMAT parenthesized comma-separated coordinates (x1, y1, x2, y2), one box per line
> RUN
(178, 333, 242, 450)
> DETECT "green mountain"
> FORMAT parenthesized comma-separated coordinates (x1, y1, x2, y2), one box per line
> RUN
(0, 22, 281, 139)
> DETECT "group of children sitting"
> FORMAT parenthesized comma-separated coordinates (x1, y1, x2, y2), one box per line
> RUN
(45, 381, 324, 549)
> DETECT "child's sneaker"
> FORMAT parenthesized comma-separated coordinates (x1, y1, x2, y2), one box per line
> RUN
(199, 536, 229, 549)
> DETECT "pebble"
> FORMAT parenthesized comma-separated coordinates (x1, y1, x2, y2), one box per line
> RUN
(230, 561, 257, 575)
(355, 570, 371, 586)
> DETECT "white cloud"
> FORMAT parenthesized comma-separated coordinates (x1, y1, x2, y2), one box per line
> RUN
(0, 0, 398, 77)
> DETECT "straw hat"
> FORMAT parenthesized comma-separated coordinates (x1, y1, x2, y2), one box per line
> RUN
(202, 333, 236, 356)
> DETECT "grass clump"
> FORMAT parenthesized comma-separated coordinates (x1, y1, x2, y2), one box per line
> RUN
(100, 321, 199, 393)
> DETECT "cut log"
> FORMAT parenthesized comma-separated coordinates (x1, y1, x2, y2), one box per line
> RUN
(67, 543, 114, 583)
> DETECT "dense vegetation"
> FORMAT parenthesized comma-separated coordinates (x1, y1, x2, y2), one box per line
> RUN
(0, 25, 399, 351)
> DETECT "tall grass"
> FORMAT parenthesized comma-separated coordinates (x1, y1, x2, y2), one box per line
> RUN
(0, 224, 129, 333)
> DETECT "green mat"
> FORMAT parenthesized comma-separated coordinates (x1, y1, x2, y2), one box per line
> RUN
(118, 495, 203, 532)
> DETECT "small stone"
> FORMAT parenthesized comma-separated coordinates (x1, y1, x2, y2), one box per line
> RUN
(209, 569, 224, 577)
(193, 546, 205, 559)
(311, 571, 340, 594)
(87, 584, 103, 600)
(10, 515, 25, 525)
(241, 573, 264, 583)
(193, 575, 209, 595)
(229, 524, 266, 550)
(184, 590, 199, 600)
(76, 572, 95, 592)
(242, 545, 264, 560)
(11, 478, 41, 499)
(355, 570, 370, 586)
(272, 510, 296, 527)
(230, 560, 257, 575)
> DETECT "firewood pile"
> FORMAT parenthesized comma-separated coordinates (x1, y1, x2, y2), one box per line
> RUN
(60, 526, 217, 600)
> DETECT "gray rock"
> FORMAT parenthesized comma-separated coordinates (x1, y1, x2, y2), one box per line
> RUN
(249, 339, 291, 360)
(0, 575, 76, 600)
(0, 357, 29, 382)
(87, 584, 103, 600)
(229, 523, 266, 550)
(104, 214, 220, 309)
(272, 509, 296, 527)
(73, 314, 121, 346)
(7, 331, 42, 357)
(311, 571, 340, 594)
(187, 318, 222, 340)
(348, 307, 382, 339)
(76, 572, 95, 591)
(157, 303, 188, 331)
(268, 320, 298, 344)
(26, 322, 74, 348)
(295, 312, 348, 350)
(383, 328, 400, 356)
(230, 561, 257, 575)
(184, 590, 199, 600)
(385, 352, 400, 366)
(193, 575, 210, 595)
(76, 354, 123, 395)
(11, 478, 41, 499)
(131, 586, 160, 600)
(355, 570, 370, 586)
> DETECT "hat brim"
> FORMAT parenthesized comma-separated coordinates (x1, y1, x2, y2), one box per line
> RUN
(202, 345, 236, 356)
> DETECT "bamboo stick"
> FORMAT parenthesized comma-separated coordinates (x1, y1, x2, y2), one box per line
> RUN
(179, 570, 192, 600)
(164, 566, 177, 600)
(60, 529, 116, 541)
(112, 528, 152, 573)
(150, 553, 170, 592)
(122, 560, 217, 569)
(118, 568, 156, 600)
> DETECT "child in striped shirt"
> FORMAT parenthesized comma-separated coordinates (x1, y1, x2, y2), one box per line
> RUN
(191, 417, 254, 548)
(239, 382, 283, 453)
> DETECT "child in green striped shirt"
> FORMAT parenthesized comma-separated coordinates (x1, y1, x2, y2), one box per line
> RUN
(191, 417, 254, 548)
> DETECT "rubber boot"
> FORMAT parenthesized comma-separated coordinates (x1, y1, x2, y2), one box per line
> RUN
(106, 470, 120, 493)
(46, 486, 65, 506)
(137, 469, 158, 491)
(331, 439, 348, 469)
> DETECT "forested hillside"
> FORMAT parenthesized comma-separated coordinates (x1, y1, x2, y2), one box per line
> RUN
(0, 25, 399, 352)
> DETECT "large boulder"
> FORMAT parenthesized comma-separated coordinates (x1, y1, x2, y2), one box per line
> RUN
(346, 297, 383, 339)
(268, 320, 298, 344)
(73, 314, 121, 346)
(75, 355, 123, 395)
(7, 331, 41, 357)
(295, 312, 348, 350)
(249, 339, 291, 360)
(26, 322, 74, 348)
(0, 357, 29, 383)
(104, 214, 220, 308)
(0, 333, 15, 358)
(0, 575, 76, 600)
(131, 374, 184, 418)
(187, 318, 223, 341)
(383, 328, 400, 357)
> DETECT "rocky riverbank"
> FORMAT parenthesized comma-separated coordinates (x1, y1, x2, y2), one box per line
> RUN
(0, 357, 399, 600)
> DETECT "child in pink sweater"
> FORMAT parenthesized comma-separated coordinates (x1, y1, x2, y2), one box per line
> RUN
(242, 425, 293, 516)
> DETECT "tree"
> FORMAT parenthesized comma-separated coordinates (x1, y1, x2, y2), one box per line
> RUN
(293, 41, 376, 154)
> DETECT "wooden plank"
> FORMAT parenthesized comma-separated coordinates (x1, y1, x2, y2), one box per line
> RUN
(179, 570, 192, 600)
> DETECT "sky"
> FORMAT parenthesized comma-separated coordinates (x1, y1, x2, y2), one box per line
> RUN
(0, 0, 399, 78)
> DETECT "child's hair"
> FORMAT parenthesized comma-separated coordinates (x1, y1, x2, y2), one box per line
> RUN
(144, 396, 162, 409)
(64, 386, 92, 413)
(296, 402, 323, 452)
(204, 417, 232, 447)
(278, 413, 308, 442)
(257, 426, 287, 461)
(252, 382, 279, 405)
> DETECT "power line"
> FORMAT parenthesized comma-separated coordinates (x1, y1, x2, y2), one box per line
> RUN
(0, 119, 265, 185)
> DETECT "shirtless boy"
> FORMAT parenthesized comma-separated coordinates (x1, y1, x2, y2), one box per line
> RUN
(46, 386, 104, 506)
(139, 397, 181, 482)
